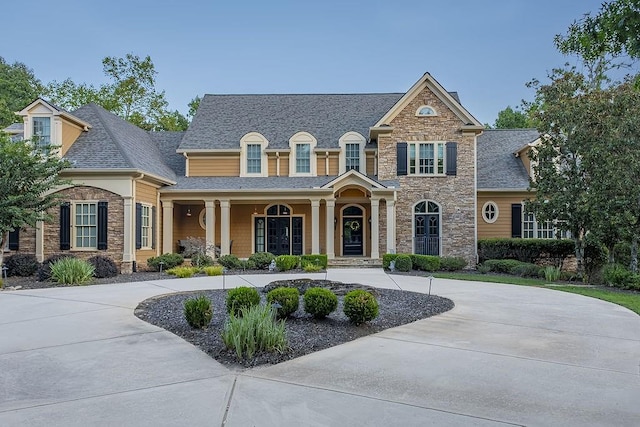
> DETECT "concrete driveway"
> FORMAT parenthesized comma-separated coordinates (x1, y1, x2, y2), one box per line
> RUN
(0, 269, 638, 426)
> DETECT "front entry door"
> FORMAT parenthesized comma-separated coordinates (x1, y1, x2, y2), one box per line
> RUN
(343, 218, 363, 256)
(267, 217, 290, 256)
(415, 214, 440, 255)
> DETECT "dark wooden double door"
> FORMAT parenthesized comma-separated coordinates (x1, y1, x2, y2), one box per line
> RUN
(262, 217, 303, 256)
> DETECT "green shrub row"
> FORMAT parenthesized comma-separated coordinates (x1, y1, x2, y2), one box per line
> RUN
(300, 254, 328, 269)
(276, 255, 300, 271)
(383, 253, 468, 272)
(481, 259, 543, 278)
(4, 253, 118, 280)
(602, 264, 640, 290)
(478, 238, 574, 264)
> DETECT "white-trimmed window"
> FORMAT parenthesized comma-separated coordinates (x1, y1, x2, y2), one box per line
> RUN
(74, 202, 97, 249)
(240, 132, 268, 177)
(416, 105, 437, 117)
(141, 204, 151, 249)
(338, 132, 366, 174)
(482, 201, 499, 223)
(409, 142, 445, 175)
(32, 116, 51, 152)
(289, 132, 317, 176)
(523, 212, 561, 239)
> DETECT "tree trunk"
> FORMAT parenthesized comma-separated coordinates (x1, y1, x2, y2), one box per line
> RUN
(631, 235, 638, 274)
(607, 243, 615, 264)
(574, 233, 585, 280)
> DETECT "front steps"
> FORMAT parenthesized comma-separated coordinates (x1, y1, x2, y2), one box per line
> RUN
(328, 257, 382, 268)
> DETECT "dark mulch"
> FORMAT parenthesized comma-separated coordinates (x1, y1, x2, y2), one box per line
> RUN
(134, 279, 454, 369)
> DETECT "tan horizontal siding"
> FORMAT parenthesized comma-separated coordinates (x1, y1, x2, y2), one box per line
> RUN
(477, 192, 529, 239)
(328, 155, 339, 175)
(189, 157, 240, 176)
(366, 152, 375, 176)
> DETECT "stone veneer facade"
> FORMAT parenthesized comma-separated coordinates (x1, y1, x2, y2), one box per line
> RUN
(378, 86, 477, 266)
(43, 186, 127, 272)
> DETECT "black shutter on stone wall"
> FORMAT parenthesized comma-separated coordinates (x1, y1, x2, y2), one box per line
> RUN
(397, 142, 408, 176)
(135, 203, 142, 250)
(151, 206, 156, 250)
(446, 142, 457, 176)
(511, 204, 523, 238)
(97, 201, 108, 250)
(60, 203, 71, 250)
(8, 229, 19, 251)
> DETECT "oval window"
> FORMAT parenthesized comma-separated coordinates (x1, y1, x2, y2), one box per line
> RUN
(482, 202, 499, 223)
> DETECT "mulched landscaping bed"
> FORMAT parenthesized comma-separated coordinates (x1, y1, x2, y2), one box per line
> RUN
(134, 278, 454, 369)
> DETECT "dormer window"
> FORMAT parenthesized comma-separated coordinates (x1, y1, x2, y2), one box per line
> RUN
(33, 117, 51, 150)
(338, 132, 366, 174)
(289, 132, 317, 176)
(416, 105, 437, 117)
(240, 132, 269, 177)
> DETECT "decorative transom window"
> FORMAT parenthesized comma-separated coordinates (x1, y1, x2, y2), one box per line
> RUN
(415, 200, 440, 214)
(141, 204, 151, 248)
(409, 142, 445, 175)
(416, 105, 437, 116)
(246, 144, 262, 174)
(289, 132, 317, 176)
(74, 202, 97, 249)
(482, 202, 499, 223)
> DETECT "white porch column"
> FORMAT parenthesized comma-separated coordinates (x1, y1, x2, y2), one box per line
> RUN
(162, 200, 174, 254)
(325, 199, 335, 259)
(220, 199, 231, 255)
(123, 197, 134, 263)
(311, 199, 320, 254)
(386, 199, 396, 254)
(205, 200, 216, 258)
(35, 220, 44, 262)
(370, 198, 380, 259)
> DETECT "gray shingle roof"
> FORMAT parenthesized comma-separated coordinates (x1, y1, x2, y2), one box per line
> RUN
(163, 176, 399, 191)
(66, 104, 176, 181)
(477, 129, 539, 190)
(149, 131, 186, 176)
(178, 93, 405, 151)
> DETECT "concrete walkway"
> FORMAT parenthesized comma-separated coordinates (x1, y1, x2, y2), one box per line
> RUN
(0, 269, 638, 426)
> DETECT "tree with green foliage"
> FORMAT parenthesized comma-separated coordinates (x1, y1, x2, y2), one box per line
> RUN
(0, 135, 71, 272)
(493, 106, 534, 129)
(188, 96, 201, 119)
(45, 53, 190, 131)
(0, 57, 43, 127)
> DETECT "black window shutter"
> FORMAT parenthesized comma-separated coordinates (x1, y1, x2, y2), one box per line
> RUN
(446, 142, 458, 176)
(97, 201, 108, 250)
(8, 229, 19, 251)
(136, 203, 142, 250)
(397, 142, 408, 176)
(511, 204, 523, 238)
(60, 203, 71, 250)
(151, 206, 156, 250)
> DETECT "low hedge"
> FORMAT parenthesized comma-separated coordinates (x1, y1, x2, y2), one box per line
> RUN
(410, 254, 440, 272)
(478, 238, 574, 264)
(482, 259, 543, 278)
(300, 254, 328, 269)
(276, 255, 300, 271)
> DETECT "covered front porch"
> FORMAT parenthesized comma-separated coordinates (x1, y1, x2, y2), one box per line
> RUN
(159, 171, 397, 260)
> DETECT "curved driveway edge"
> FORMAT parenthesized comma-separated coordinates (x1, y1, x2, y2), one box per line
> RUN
(0, 269, 638, 426)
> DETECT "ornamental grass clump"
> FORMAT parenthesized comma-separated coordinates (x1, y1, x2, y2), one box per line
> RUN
(303, 287, 338, 319)
(202, 266, 224, 276)
(343, 290, 379, 325)
(183, 295, 213, 329)
(267, 287, 300, 318)
(166, 266, 198, 278)
(50, 257, 95, 285)
(543, 266, 561, 282)
(226, 286, 261, 316)
(221, 304, 288, 360)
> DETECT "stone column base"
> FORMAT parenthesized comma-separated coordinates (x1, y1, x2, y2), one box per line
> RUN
(121, 261, 134, 274)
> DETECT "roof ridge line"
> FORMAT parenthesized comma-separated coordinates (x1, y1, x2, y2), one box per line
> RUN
(89, 104, 139, 170)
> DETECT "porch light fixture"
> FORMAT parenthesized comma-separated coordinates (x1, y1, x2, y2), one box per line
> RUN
(334, 217, 338, 229)
(186, 208, 192, 217)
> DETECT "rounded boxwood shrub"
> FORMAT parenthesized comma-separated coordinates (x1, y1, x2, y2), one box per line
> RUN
(303, 287, 338, 319)
(248, 252, 276, 269)
(218, 254, 243, 270)
(88, 255, 118, 278)
(343, 290, 379, 325)
(394, 254, 412, 272)
(183, 295, 213, 329)
(267, 287, 300, 318)
(38, 254, 76, 281)
(147, 253, 184, 271)
(4, 254, 39, 277)
(226, 286, 260, 316)
(276, 255, 300, 271)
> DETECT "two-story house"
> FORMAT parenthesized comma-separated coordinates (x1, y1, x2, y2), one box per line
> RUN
(4, 72, 484, 272)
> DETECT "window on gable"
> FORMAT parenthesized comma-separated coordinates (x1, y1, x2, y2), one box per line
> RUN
(74, 202, 97, 249)
(408, 142, 445, 175)
(247, 144, 262, 174)
(33, 117, 51, 151)
(296, 143, 310, 174)
(345, 143, 360, 172)
(416, 105, 437, 116)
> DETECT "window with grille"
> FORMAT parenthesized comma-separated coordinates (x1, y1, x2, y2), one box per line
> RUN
(408, 142, 445, 175)
(345, 143, 360, 171)
(246, 144, 262, 174)
(74, 202, 97, 249)
(296, 144, 310, 173)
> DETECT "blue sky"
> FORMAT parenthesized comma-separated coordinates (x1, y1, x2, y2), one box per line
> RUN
(0, 0, 616, 125)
